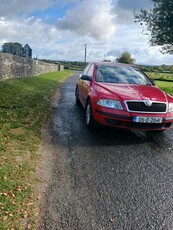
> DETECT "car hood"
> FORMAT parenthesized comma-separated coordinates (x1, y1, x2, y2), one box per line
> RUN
(95, 83, 168, 102)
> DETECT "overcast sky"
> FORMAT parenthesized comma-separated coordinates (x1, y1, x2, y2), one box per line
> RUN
(0, 0, 172, 65)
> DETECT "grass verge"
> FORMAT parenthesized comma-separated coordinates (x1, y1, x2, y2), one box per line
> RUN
(156, 80, 173, 95)
(0, 70, 73, 229)
(145, 72, 173, 95)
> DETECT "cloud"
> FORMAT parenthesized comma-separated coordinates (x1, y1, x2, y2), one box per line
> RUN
(0, 16, 92, 61)
(113, 0, 152, 24)
(103, 23, 172, 65)
(0, 17, 53, 42)
(0, 0, 172, 65)
(116, 0, 151, 11)
(0, 0, 53, 17)
(0, 17, 62, 54)
(106, 46, 172, 66)
(56, 0, 116, 39)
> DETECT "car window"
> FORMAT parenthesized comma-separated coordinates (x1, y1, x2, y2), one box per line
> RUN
(82, 64, 91, 75)
(96, 65, 152, 85)
(87, 64, 94, 79)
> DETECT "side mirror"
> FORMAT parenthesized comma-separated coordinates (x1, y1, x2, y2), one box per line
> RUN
(81, 75, 91, 81)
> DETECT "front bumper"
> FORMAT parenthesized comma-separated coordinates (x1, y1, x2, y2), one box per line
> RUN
(94, 108, 173, 131)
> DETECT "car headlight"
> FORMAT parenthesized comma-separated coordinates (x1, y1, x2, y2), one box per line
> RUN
(97, 99, 123, 110)
(169, 103, 173, 112)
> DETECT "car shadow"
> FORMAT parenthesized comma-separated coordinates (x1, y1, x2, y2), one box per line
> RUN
(72, 105, 155, 147)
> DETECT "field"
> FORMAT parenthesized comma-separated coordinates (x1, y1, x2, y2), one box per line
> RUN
(145, 72, 173, 95)
(156, 80, 173, 95)
(146, 71, 173, 82)
(0, 71, 72, 229)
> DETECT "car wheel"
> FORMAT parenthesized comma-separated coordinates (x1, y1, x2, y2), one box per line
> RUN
(75, 87, 80, 106)
(86, 100, 94, 128)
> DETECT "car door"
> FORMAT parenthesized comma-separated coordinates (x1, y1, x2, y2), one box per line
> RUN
(80, 64, 95, 107)
(78, 64, 91, 106)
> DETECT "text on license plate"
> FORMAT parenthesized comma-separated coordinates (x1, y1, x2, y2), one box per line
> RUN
(133, 116, 163, 123)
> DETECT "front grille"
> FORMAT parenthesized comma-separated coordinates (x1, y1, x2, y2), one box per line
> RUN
(125, 101, 167, 113)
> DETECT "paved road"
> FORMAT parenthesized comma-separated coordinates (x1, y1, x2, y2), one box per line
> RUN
(40, 74, 173, 230)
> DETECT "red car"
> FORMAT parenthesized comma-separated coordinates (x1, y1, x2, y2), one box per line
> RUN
(75, 62, 173, 132)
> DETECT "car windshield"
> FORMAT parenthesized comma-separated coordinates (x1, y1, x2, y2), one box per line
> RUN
(96, 65, 152, 85)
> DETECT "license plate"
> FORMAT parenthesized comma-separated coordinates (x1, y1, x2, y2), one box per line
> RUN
(133, 116, 163, 123)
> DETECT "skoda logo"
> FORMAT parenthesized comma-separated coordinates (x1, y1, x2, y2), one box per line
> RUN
(144, 100, 152, 107)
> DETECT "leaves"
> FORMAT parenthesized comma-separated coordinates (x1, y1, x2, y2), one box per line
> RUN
(116, 52, 135, 64)
(135, 0, 173, 53)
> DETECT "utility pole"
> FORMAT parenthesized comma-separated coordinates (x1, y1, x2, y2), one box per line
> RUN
(84, 44, 87, 63)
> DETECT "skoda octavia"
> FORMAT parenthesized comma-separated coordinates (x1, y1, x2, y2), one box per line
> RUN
(75, 62, 173, 131)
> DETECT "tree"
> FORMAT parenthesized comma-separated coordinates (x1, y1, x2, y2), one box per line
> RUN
(2, 42, 13, 53)
(116, 52, 135, 64)
(135, 0, 173, 54)
(102, 59, 111, 62)
(14, 42, 23, 56)
(2, 42, 23, 56)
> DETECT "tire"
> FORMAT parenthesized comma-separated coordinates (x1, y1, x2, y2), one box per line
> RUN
(85, 100, 94, 129)
(75, 87, 80, 106)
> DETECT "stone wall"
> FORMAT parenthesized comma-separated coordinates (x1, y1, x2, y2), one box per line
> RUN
(0, 53, 63, 80)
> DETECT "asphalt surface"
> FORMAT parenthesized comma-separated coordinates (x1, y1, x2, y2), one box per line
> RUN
(40, 74, 173, 230)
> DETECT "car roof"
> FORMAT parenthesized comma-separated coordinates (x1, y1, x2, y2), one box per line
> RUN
(91, 62, 138, 68)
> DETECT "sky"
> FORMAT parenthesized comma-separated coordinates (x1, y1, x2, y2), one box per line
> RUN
(0, 0, 172, 65)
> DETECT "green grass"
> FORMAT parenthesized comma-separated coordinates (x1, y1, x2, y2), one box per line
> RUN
(146, 72, 173, 82)
(144, 72, 173, 95)
(156, 80, 173, 95)
(0, 70, 73, 229)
